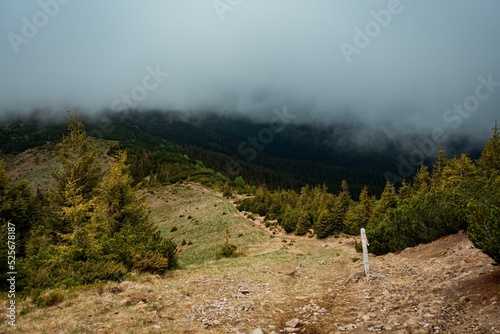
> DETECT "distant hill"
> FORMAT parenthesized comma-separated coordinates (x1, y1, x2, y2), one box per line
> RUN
(0, 110, 483, 197)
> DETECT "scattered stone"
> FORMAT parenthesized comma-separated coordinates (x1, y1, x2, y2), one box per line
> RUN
(344, 324, 357, 330)
(250, 328, 264, 334)
(285, 318, 300, 328)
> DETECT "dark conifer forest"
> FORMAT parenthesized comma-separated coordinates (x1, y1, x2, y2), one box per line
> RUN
(1, 112, 498, 296)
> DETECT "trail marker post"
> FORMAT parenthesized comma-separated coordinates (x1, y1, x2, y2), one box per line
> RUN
(360, 228, 370, 276)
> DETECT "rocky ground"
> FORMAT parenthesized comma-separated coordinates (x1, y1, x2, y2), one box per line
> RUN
(317, 232, 500, 334)
(181, 232, 500, 334)
(1, 182, 498, 334)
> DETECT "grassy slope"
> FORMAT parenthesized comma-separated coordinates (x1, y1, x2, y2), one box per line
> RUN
(145, 183, 269, 268)
(1, 181, 499, 334)
(2, 144, 499, 334)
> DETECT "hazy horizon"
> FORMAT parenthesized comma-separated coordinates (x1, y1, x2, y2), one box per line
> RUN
(1, 0, 499, 142)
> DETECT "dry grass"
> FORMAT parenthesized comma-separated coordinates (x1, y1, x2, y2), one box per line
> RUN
(2, 149, 499, 333)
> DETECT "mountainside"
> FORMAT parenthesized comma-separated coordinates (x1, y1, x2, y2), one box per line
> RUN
(1, 121, 498, 333)
(0, 110, 483, 198)
(1, 182, 498, 334)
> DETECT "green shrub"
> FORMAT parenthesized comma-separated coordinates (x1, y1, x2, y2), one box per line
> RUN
(367, 187, 468, 255)
(215, 228, 243, 260)
(467, 174, 500, 263)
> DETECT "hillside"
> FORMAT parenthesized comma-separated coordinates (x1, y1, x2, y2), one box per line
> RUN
(1, 179, 498, 334)
(0, 111, 484, 198)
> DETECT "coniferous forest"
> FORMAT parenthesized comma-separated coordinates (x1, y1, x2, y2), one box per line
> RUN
(0, 114, 177, 295)
(1, 113, 499, 298)
(236, 122, 500, 261)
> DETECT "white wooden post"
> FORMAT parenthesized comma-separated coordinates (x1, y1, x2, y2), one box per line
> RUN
(360, 228, 370, 276)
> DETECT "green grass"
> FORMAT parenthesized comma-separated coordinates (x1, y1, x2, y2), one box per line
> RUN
(148, 184, 267, 268)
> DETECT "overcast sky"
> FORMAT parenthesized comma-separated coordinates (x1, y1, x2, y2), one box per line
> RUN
(1, 0, 499, 138)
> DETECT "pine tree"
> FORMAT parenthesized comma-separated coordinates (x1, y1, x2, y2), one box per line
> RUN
(281, 204, 299, 233)
(477, 121, 500, 175)
(0, 159, 38, 289)
(344, 186, 373, 234)
(467, 174, 500, 263)
(432, 146, 448, 184)
(413, 164, 430, 194)
(294, 210, 312, 236)
(99, 151, 177, 271)
(314, 208, 335, 239)
(335, 180, 351, 233)
(49, 112, 103, 235)
(367, 181, 397, 229)
(54, 112, 103, 201)
(441, 154, 476, 186)
(21, 114, 177, 291)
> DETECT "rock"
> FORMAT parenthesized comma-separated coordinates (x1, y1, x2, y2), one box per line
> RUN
(250, 328, 264, 334)
(285, 318, 300, 328)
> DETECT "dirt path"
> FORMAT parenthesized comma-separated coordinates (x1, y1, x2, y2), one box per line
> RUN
(1, 183, 499, 334)
(316, 233, 500, 334)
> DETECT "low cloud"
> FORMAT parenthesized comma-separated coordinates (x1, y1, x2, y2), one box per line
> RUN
(0, 0, 499, 143)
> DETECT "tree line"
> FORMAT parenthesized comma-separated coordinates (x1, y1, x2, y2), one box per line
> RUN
(0, 114, 177, 294)
(235, 123, 500, 263)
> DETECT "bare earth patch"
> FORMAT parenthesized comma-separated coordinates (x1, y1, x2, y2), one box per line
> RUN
(1, 183, 498, 334)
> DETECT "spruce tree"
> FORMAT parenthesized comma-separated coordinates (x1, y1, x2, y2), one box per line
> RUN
(467, 174, 500, 263)
(48, 112, 103, 235)
(335, 180, 351, 233)
(344, 186, 373, 234)
(314, 208, 335, 239)
(99, 151, 177, 271)
(413, 164, 430, 195)
(294, 210, 312, 236)
(21, 114, 177, 291)
(432, 146, 448, 184)
(477, 121, 500, 175)
(1, 159, 38, 289)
